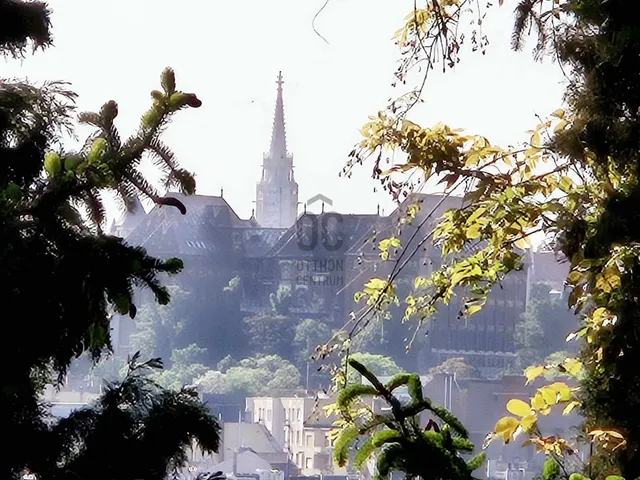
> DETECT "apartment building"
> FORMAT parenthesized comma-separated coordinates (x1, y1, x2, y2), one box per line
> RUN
(246, 395, 346, 476)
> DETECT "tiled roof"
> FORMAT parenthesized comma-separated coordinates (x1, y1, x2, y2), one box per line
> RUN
(241, 228, 289, 258)
(124, 193, 268, 257)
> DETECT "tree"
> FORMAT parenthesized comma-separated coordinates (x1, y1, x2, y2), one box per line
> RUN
(129, 285, 193, 361)
(243, 312, 296, 360)
(270, 284, 293, 315)
(428, 358, 478, 379)
(294, 318, 332, 365)
(331, 359, 484, 480)
(338, 0, 640, 477)
(153, 344, 210, 390)
(195, 370, 229, 394)
(36, 355, 220, 480)
(512, 283, 578, 371)
(1, 2, 219, 476)
(223, 355, 302, 397)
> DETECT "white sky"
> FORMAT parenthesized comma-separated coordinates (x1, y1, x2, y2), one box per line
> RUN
(4, 0, 566, 221)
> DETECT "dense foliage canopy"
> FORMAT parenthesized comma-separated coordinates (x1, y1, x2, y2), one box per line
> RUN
(1, 1, 220, 478)
(332, 0, 640, 479)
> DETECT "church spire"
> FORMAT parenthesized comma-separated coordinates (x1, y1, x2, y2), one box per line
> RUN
(269, 71, 287, 159)
(255, 71, 299, 229)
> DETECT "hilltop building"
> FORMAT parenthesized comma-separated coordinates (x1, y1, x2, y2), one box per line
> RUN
(109, 71, 567, 377)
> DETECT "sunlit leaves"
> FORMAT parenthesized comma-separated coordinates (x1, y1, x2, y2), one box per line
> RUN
(524, 365, 546, 384)
(354, 278, 398, 310)
(491, 379, 579, 449)
(507, 399, 531, 417)
(494, 417, 520, 443)
(589, 430, 627, 452)
(379, 237, 401, 261)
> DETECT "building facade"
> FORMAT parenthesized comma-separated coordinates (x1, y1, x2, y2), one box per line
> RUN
(246, 395, 343, 476)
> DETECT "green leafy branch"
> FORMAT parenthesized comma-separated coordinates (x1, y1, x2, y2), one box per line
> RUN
(332, 358, 484, 480)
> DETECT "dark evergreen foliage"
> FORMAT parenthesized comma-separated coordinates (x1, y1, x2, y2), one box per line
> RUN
(33, 354, 220, 480)
(531, 1, 640, 477)
(1, 2, 220, 478)
(511, 0, 640, 477)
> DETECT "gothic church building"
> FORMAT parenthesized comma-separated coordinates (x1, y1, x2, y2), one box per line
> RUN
(109, 72, 531, 378)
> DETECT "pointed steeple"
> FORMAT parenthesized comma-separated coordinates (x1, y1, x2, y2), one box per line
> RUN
(269, 71, 287, 159)
(255, 71, 299, 229)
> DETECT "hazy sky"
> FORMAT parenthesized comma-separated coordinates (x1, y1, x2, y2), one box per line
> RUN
(4, 0, 566, 221)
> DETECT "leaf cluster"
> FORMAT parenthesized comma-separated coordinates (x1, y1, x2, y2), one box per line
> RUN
(332, 359, 484, 480)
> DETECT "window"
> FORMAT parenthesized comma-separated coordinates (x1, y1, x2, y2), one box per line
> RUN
(296, 408, 301, 421)
(306, 434, 313, 447)
(267, 409, 272, 421)
(296, 430, 301, 446)
(305, 457, 312, 469)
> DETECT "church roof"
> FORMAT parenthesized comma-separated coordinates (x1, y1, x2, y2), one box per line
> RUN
(241, 228, 288, 258)
(124, 193, 259, 257)
(109, 196, 147, 237)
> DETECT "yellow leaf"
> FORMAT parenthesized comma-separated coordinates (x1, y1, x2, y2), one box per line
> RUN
(494, 416, 520, 442)
(465, 152, 480, 167)
(550, 382, 572, 402)
(551, 108, 566, 119)
(563, 400, 580, 415)
(554, 119, 569, 133)
(524, 365, 545, 384)
(467, 304, 483, 316)
(514, 237, 532, 251)
(531, 132, 542, 148)
(525, 147, 541, 158)
(563, 358, 583, 377)
(559, 176, 574, 192)
(506, 399, 531, 418)
(539, 386, 558, 405)
(521, 414, 537, 432)
(467, 224, 482, 239)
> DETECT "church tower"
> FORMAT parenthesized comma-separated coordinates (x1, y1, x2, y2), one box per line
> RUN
(256, 72, 299, 228)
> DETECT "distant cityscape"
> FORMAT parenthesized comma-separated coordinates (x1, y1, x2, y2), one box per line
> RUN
(49, 73, 576, 480)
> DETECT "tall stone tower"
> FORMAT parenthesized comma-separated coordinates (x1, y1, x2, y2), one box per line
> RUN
(256, 71, 299, 228)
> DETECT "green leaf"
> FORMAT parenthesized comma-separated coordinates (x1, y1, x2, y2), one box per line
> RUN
(466, 452, 486, 471)
(353, 437, 376, 469)
(333, 426, 359, 467)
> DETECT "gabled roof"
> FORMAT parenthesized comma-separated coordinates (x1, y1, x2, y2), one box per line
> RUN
(223, 422, 284, 455)
(110, 196, 147, 237)
(124, 193, 258, 257)
(241, 228, 289, 258)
